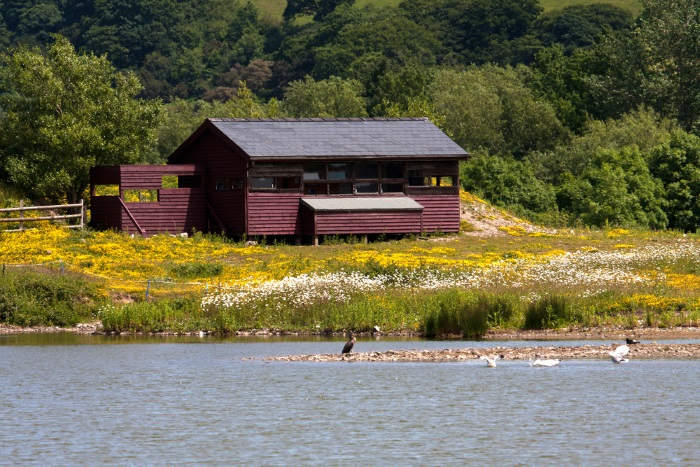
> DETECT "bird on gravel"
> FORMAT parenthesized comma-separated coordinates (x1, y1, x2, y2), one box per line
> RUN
(341, 332, 356, 354)
(479, 354, 504, 368)
(626, 338, 640, 345)
(609, 344, 630, 364)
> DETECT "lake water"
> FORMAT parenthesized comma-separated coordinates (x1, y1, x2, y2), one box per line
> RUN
(1, 335, 698, 465)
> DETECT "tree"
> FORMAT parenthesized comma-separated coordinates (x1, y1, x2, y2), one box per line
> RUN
(0, 35, 161, 202)
(157, 83, 281, 160)
(583, 0, 699, 129)
(535, 4, 633, 51)
(649, 130, 700, 231)
(556, 146, 668, 228)
(282, 75, 367, 117)
(460, 153, 558, 216)
(527, 107, 677, 184)
(429, 66, 568, 156)
(283, 0, 354, 22)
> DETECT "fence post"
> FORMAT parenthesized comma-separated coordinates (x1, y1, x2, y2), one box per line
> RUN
(145, 280, 151, 301)
(18, 200, 23, 232)
(80, 199, 84, 229)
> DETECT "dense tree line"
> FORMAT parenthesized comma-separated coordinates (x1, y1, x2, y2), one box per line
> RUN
(0, 0, 698, 230)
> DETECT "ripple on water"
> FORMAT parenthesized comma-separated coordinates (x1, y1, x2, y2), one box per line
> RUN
(0, 340, 699, 465)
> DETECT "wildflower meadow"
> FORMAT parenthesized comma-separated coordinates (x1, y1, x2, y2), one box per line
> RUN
(0, 223, 698, 334)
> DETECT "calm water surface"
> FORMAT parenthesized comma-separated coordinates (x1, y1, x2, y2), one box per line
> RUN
(1, 335, 698, 465)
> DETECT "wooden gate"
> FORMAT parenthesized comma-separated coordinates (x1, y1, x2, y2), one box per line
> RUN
(0, 200, 85, 232)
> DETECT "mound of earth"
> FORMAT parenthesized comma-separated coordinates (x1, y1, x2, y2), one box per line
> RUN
(459, 191, 556, 238)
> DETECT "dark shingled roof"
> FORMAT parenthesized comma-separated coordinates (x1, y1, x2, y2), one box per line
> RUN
(206, 118, 467, 159)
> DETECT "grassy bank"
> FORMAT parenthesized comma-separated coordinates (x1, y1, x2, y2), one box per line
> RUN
(1, 221, 698, 335)
(0, 268, 101, 327)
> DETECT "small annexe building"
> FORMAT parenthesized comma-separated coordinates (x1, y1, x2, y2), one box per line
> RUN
(90, 118, 468, 242)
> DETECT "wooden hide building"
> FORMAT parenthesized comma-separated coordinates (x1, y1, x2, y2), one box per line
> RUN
(90, 118, 468, 242)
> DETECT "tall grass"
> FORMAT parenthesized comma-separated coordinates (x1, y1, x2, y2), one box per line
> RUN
(0, 269, 101, 326)
(523, 295, 573, 329)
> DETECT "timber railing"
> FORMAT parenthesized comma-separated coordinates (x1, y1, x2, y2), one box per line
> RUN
(0, 199, 85, 232)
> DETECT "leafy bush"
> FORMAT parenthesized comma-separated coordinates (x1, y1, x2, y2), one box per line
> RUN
(649, 130, 700, 232)
(0, 269, 100, 326)
(460, 153, 558, 216)
(523, 295, 571, 329)
(556, 146, 668, 228)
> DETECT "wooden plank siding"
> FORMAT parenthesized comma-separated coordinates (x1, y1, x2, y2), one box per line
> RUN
(91, 120, 468, 238)
(247, 192, 304, 235)
(90, 196, 122, 230)
(121, 188, 207, 235)
(173, 128, 247, 235)
(408, 193, 461, 233)
(312, 210, 423, 235)
(119, 165, 200, 190)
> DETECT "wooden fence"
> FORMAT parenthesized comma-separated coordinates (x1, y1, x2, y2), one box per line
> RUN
(0, 199, 84, 232)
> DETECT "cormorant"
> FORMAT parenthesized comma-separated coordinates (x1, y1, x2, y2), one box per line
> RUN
(341, 333, 356, 354)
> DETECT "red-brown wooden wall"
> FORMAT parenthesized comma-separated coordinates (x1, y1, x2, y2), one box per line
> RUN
(91, 126, 463, 237)
(172, 130, 247, 234)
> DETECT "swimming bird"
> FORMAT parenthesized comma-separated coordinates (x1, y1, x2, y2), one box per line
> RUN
(609, 344, 630, 364)
(341, 333, 356, 354)
(529, 357, 561, 367)
(626, 338, 640, 345)
(479, 354, 504, 368)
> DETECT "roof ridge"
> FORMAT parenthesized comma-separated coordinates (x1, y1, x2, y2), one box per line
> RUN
(208, 117, 429, 122)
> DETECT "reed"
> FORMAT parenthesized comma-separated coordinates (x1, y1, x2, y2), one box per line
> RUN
(523, 295, 572, 329)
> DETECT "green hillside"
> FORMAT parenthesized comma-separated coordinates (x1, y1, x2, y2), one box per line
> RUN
(252, 0, 641, 23)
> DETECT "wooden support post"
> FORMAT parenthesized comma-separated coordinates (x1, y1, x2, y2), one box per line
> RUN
(79, 199, 84, 229)
(313, 235, 319, 247)
(18, 200, 23, 232)
(362, 234, 368, 244)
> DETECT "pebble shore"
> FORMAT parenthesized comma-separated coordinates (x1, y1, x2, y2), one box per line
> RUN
(269, 343, 700, 362)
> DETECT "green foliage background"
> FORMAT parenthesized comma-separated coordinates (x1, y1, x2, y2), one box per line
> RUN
(0, 0, 697, 230)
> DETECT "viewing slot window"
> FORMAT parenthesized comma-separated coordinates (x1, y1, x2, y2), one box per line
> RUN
(304, 183, 326, 195)
(251, 177, 275, 190)
(329, 183, 353, 194)
(382, 163, 404, 179)
(381, 183, 403, 193)
(408, 168, 457, 188)
(327, 163, 351, 180)
(276, 176, 301, 190)
(355, 163, 378, 179)
(304, 164, 325, 181)
(216, 178, 244, 191)
(355, 182, 378, 194)
(250, 176, 301, 191)
(163, 175, 201, 188)
(408, 170, 431, 186)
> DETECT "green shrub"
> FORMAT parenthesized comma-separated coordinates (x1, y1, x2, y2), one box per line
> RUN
(523, 295, 571, 329)
(0, 269, 100, 326)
